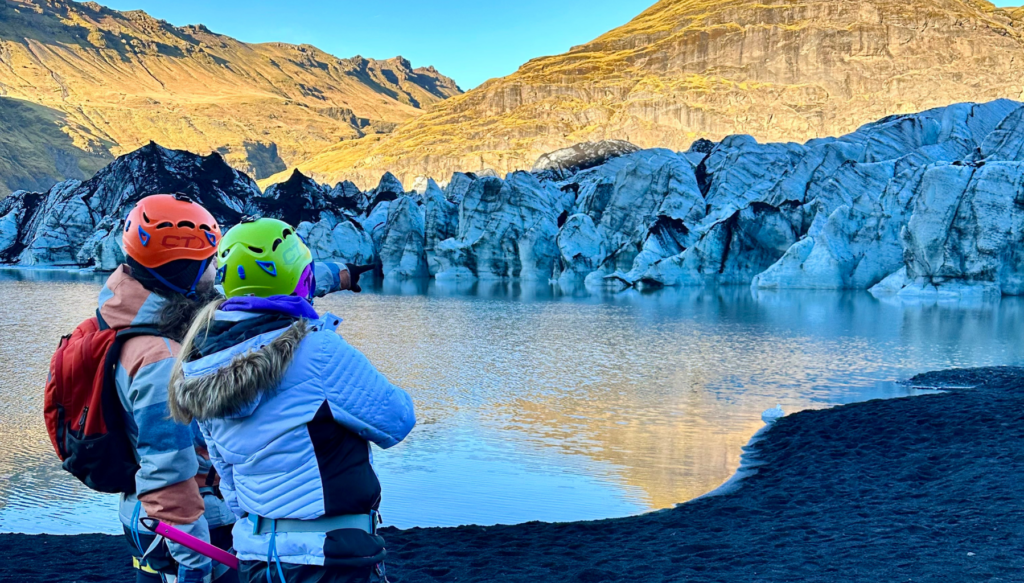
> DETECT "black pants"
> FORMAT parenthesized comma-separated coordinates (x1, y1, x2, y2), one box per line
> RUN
(136, 570, 240, 583)
(239, 561, 384, 583)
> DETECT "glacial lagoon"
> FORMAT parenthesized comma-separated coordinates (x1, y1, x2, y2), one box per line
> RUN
(1, 269, 1022, 534)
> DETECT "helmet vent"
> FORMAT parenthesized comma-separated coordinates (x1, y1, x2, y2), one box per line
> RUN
(272, 238, 283, 251)
(142, 212, 151, 223)
(199, 224, 212, 231)
(156, 221, 174, 229)
(177, 220, 196, 229)
(247, 246, 264, 253)
(256, 260, 278, 276)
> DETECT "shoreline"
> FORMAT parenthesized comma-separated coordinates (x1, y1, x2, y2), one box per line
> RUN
(0, 264, 1018, 308)
(690, 422, 774, 502)
(4, 366, 1023, 582)
(0, 264, 101, 272)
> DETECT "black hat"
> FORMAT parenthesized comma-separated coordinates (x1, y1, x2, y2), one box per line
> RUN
(127, 256, 208, 297)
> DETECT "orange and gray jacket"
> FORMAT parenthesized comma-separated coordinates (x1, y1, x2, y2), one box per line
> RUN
(99, 266, 231, 574)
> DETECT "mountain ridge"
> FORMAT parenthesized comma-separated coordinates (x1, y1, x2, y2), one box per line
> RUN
(0, 0, 461, 193)
(269, 0, 1024, 189)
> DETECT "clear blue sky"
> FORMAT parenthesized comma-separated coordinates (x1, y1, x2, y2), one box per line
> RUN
(97, 0, 660, 89)
(97, 0, 1024, 90)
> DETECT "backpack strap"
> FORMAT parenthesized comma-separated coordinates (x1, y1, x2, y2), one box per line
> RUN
(99, 326, 165, 439)
(96, 309, 110, 331)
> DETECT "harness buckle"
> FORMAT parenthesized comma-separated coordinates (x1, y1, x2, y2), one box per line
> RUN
(371, 510, 382, 534)
(132, 556, 159, 574)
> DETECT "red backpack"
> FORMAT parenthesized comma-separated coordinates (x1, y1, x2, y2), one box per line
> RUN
(44, 316, 161, 494)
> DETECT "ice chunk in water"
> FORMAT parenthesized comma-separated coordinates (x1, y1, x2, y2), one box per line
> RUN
(762, 404, 784, 424)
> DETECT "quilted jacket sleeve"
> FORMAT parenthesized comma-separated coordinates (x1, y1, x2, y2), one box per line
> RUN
(313, 262, 352, 297)
(315, 331, 416, 448)
(199, 424, 243, 518)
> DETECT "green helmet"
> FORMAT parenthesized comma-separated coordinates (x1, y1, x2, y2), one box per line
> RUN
(217, 218, 312, 298)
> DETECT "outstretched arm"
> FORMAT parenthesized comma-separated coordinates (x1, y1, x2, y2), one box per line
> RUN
(314, 262, 375, 295)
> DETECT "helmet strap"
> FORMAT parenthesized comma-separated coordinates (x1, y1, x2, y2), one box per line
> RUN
(293, 262, 316, 304)
(185, 257, 211, 299)
(307, 265, 316, 304)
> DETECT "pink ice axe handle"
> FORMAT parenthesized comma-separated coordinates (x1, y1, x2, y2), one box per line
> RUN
(140, 517, 240, 570)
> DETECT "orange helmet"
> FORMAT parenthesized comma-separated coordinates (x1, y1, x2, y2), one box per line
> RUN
(123, 194, 222, 268)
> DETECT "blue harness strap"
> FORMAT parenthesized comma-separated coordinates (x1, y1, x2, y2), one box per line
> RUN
(130, 500, 144, 552)
(265, 519, 287, 583)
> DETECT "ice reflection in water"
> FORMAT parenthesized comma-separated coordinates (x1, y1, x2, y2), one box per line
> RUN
(0, 269, 1022, 533)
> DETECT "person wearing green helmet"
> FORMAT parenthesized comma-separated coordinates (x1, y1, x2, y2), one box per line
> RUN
(169, 217, 415, 583)
(216, 217, 375, 301)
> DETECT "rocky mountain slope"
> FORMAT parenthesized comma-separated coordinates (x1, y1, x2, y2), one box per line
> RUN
(0, 0, 460, 194)
(272, 0, 1024, 189)
(6, 99, 1024, 302)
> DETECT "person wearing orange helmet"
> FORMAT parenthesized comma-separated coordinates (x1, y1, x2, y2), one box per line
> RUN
(122, 193, 223, 300)
(98, 194, 237, 583)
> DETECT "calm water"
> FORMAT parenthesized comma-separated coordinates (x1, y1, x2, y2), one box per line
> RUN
(1, 269, 1022, 534)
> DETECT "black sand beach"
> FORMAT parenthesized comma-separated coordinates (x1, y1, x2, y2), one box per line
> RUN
(5, 367, 1023, 583)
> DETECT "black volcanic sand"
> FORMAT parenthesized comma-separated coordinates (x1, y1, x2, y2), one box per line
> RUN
(5, 367, 1024, 582)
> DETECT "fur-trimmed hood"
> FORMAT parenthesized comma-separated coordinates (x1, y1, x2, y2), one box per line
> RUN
(172, 319, 310, 422)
